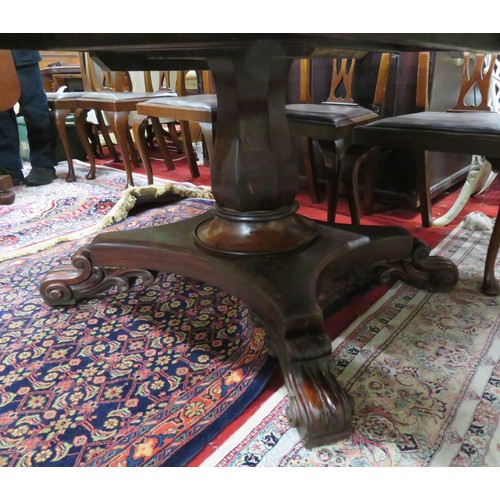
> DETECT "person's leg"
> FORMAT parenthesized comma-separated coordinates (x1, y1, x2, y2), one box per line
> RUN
(17, 62, 57, 185)
(0, 107, 25, 185)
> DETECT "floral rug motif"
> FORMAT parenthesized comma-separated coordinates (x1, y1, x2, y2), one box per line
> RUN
(201, 224, 500, 467)
(0, 161, 211, 262)
(0, 198, 275, 466)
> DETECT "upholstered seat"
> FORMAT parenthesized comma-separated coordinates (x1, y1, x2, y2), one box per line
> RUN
(287, 103, 378, 129)
(149, 94, 217, 112)
(357, 111, 500, 145)
(46, 91, 86, 100)
(79, 90, 176, 102)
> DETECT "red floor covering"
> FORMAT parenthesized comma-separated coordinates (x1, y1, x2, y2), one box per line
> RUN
(97, 149, 500, 466)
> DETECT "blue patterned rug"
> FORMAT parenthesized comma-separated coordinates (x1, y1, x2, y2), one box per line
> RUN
(0, 197, 275, 466)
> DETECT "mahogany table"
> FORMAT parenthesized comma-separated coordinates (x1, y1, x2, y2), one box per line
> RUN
(2, 34, 498, 447)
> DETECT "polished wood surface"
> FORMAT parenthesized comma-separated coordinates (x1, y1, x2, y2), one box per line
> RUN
(39, 50, 80, 69)
(3, 33, 500, 57)
(3, 34, 496, 447)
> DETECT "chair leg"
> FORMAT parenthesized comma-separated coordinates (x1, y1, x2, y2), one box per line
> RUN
(342, 145, 378, 226)
(416, 150, 433, 227)
(199, 122, 215, 168)
(112, 111, 135, 186)
(302, 137, 321, 204)
(151, 117, 176, 171)
(88, 123, 102, 157)
(166, 121, 184, 153)
(73, 108, 97, 180)
(97, 111, 120, 162)
(132, 114, 154, 185)
(317, 140, 341, 224)
(127, 127, 141, 170)
(179, 120, 200, 178)
(53, 107, 76, 182)
(362, 150, 378, 216)
(482, 164, 500, 296)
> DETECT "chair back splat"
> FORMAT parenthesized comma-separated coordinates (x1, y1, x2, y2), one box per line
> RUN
(326, 58, 356, 104)
(452, 53, 495, 112)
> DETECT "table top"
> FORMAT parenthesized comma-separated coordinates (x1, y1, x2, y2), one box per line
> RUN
(1, 34, 500, 70)
(2, 33, 500, 52)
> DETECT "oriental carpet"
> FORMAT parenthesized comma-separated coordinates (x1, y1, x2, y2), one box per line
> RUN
(201, 223, 500, 467)
(0, 161, 211, 262)
(0, 170, 273, 467)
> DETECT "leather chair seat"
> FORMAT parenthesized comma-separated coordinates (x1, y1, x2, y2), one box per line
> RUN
(80, 90, 176, 102)
(286, 103, 378, 127)
(46, 91, 86, 100)
(355, 111, 500, 157)
(146, 94, 217, 111)
(361, 110, 500, 135)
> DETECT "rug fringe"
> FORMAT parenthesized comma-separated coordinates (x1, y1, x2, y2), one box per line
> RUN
(462, 211, 495, 231)
(0, 182, 213, 263)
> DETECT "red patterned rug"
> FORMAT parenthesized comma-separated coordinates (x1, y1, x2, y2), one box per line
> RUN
(0, 194, 275, 466)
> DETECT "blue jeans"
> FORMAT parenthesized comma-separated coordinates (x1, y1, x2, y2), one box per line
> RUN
(0, 61, 56, 179)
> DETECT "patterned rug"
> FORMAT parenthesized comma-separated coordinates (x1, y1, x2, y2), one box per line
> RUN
(0, 193, 275, 466)
(0, 161, 211, 262)
(201, 223, 500, 467)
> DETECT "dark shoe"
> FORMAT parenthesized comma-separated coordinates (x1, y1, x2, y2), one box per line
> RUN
(0, 167, 24, 186)
(24, 167, 57, 186)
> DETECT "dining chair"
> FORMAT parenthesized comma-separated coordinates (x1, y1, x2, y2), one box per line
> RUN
(285, 53, 392, 223)
(351, 52, 500, 295)
(73, 54, 181, 185)
(45, 54, 121, 181)
(132, 70, 216, 183)
(348, 53, 498, 227)
(48, 53, 179, 185)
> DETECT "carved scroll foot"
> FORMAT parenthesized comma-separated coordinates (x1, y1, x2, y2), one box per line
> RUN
(271, 332, 353, 448)
(40, 246, 158, 306)
(375, 237, 459, 292)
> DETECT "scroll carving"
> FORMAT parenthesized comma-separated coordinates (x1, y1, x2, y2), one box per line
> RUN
(40, 246, 158, 306)
(374, 238, 459, 292)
